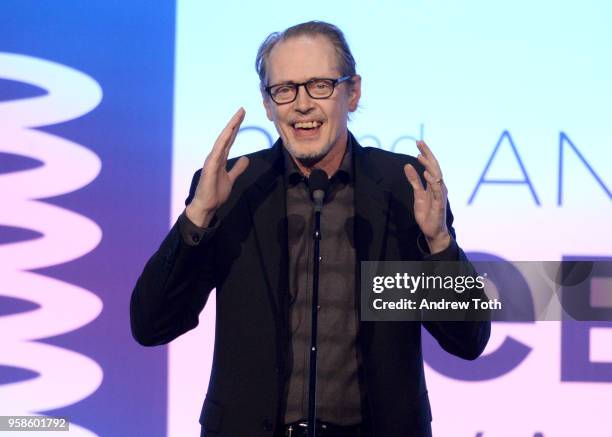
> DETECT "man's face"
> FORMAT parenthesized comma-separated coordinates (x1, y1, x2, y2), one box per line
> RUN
(263, 35, 361, 165)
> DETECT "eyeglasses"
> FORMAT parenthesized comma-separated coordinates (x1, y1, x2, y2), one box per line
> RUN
(264, 75, 352, 105)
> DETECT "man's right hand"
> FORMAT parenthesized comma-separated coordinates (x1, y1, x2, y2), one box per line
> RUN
(185, 107, 250, 228)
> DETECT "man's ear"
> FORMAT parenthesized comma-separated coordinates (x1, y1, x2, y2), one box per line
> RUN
(348, 74, 362, 112)
(261, 88, 274, 121)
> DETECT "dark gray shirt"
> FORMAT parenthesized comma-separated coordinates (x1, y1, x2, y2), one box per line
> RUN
(283, 144, 362, 425)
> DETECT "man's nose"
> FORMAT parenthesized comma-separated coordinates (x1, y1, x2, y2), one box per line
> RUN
(294, 84, 314, 113)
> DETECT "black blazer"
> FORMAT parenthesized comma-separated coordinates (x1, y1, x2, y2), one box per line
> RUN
(130, 133, 491, 437)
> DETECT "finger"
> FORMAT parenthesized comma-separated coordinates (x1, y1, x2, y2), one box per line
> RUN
(404, 163, 431, 206)
(404, 163, 425, 194)
(416, 140, 443, 177)
(217, 108, 245, 158)
(222, 108, 246, 162)
(416, 153, 442, 180)
(209, 108, 246, 163)
(228, 156, 250, 184)
(423, 170, 446, 203)
(416, 140, 438, 164)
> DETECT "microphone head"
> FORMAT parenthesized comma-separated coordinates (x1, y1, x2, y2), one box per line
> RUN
(308, 169, 329, 201)
(308, 169, 329, 209)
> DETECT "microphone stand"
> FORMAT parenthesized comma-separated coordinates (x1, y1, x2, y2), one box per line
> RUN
(307, 196, 322, 437)
(306, 169, 327, 437)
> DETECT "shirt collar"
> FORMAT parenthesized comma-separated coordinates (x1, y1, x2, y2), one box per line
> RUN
(283, 135, 353, 186)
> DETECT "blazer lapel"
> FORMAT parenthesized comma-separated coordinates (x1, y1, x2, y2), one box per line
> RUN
(244, 140, 288, 317)
(353, 135, 391, 264)
(353, 135, 391, 324)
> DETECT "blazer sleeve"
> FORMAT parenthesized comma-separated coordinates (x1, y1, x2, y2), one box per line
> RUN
(421, 202, 492, 360)
(130, 169, 217, 346)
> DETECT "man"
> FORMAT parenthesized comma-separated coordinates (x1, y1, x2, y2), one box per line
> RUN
(131, 21, 490, 437)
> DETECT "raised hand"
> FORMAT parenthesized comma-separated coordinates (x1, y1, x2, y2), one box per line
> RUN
(185, 108, 250, 227)
(404, 140, 451, 254)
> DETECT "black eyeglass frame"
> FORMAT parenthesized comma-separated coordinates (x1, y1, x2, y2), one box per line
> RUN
(264, 75, 352, 105)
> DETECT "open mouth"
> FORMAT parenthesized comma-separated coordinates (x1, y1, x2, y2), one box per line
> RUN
(292, 120, 324, 138)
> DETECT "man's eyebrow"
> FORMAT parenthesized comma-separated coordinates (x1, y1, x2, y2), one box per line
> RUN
(270, 77, 322, 86)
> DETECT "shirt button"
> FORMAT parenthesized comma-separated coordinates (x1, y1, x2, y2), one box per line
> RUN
(261, 419, 273, 431)
(191, 234, 200, 243)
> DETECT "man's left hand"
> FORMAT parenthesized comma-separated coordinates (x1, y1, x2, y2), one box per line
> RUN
(404, 140, 451, 254)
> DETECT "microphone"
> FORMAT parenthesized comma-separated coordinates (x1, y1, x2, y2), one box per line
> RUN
(308, 169, 329, 212)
